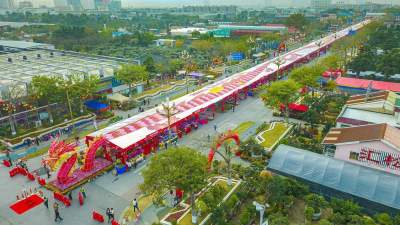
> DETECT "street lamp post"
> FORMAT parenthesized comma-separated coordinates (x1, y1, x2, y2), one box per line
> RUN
(156, 97, 179, 139)
(181, 50, 192, 94)
(253, 201, 270, 225)
(273, 57, 286, 81)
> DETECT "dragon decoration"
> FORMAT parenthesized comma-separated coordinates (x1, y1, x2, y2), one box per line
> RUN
(43, 136, 107, 184)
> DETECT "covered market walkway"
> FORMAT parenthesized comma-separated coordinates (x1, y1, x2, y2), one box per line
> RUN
(86, 20, 370, 162)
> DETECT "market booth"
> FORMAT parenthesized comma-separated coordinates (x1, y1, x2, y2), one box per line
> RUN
(86, 21, 370, 163)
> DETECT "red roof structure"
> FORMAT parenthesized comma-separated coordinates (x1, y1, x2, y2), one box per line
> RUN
(322, 69, 343, 79)
(336, 77, 400, 92)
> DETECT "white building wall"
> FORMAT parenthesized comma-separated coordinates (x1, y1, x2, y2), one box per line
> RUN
(334, 141, 400, 175)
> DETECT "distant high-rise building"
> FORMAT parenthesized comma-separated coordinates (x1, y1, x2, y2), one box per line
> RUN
(95, 0, 110, 10)
(81, 0, 95, 10)
(108, 0, 121, 11)
(0, 0, 15, 9)
(311, 0, 332, 10)
(68, 0, 83, 10)
(19, 0, 33, 8)
(53, 0, 70, 10)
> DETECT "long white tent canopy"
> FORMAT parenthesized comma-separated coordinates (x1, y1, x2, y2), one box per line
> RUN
(88, 20, 370, 150)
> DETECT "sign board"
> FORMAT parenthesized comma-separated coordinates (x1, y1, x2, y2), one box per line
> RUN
(358, 147, 400, 170)
(230, 52, 245, 61)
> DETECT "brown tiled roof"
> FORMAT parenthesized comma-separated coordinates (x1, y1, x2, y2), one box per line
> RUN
(346, 91, 389, 105)
(323, 123, 388, 145)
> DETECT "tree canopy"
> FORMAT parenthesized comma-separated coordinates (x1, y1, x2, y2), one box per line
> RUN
(115, 64, 149, 96)
(286, 13, 308, 32)
(289, 65, 324, 90)
(141, 146, 208, 221)
(260, 80, 300, 122)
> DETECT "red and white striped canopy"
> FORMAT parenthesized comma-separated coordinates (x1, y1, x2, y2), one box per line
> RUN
(88, 21, 370, 150)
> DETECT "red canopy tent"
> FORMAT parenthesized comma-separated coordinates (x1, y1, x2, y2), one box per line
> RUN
(322, 69, 343, 79)
(280, 103, 309, 113)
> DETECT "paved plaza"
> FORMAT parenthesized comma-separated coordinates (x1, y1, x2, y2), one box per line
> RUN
(0, 94, 280, 225)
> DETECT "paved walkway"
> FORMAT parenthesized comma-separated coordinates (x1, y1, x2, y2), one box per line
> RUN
(0, 30, 334, 225)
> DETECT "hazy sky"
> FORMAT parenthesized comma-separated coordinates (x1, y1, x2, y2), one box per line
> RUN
(24, 0, 400, 9)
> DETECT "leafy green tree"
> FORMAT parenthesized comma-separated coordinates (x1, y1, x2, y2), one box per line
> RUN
(319, 54, 343, 70)
(302, 108, 321, 129)
(169, 59, 184, 76)
(141, 147, 208, 224)
(260, 80, 300, 123)
(115, 64, 149, 97)
(348, 46, 377, 75)
(305, 193, 328, 214)
(377, 48, 400, 77)
(192, 39, 213, 52)
(286, 13, 308, 32)
(143, 56, 156, 73)
(329, 198, 362, 224)
(394, 213, 400, 225)
(305, 206, 315, 223)
(68, 74, 99, 113)
(375, 213, 393, 225)
(318, 219, 333, 225)
(266, 176, 308, 210)
(30, 75, 64, 105)
(269, 212, 290, 225)
(289, 65, 323, 96)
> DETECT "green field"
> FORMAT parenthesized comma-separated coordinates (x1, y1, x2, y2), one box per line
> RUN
(233, 121, 255, 135)
(260, 122, 290, 149)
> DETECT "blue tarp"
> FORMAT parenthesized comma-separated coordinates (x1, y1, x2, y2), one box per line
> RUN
(85, 100, 108, 111)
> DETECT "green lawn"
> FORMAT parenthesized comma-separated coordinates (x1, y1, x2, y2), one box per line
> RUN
(233, 121, 255, 135)
(260, 122, 290, 148)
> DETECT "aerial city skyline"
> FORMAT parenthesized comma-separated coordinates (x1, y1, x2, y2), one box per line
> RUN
(1, 0, 399, 9)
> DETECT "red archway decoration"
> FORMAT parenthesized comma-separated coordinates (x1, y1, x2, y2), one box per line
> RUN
(208, 130, 240, 165)
(82, 137, 107, 172)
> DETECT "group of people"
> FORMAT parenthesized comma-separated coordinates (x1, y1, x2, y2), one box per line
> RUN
(137, 98, 151, 112)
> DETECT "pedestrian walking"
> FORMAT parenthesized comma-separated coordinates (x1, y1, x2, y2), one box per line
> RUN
(68, 191, 72, 201)
(207, 134, 211, 142)
(214, 124, 217, 132)
(53, 202, 63, 222)
(132, 198, 140, 212)
(5, 149, 12, 166)
(110, 208, 115, 222)
(46, 167, 51, 179)
(43, 196, 48, 209)
(106, 208, 111, 223)
(35, 137, 40, 146)
(80, 187, 86, 199)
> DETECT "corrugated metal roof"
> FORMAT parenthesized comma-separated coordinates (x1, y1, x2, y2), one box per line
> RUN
(268, 145, 400, 210)
(336, 77, 400, 92)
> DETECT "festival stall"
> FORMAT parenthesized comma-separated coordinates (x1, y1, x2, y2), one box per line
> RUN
(85, 21, 370, 162)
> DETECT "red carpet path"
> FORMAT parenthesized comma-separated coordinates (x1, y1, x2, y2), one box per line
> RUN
(10, 194, 44, 215)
